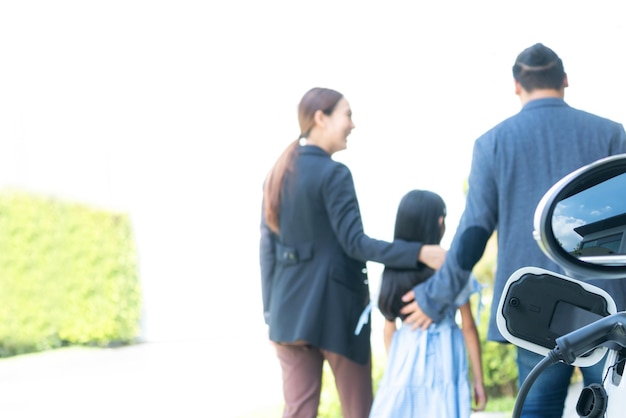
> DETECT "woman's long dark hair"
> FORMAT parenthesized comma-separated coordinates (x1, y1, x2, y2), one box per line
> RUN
(263, 87, 343, 234)
(377, 190, 446, 321)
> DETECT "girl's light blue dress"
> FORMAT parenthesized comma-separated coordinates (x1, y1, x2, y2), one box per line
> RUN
(369, 278, 482, 418)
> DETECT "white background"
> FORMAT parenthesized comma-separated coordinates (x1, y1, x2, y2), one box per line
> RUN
(1, 1, 625, 343)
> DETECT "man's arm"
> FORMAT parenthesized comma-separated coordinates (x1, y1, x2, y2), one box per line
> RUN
(402, 138, 497, 326)
(400, 290, 432, 330)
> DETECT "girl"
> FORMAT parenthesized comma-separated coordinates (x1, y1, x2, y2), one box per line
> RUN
(369, 190, 487, 418)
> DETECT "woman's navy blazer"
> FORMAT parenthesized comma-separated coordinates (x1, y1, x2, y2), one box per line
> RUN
(260, 145, 422, 364)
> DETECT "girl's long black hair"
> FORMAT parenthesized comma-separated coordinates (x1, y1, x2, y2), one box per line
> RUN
(377, 190, 446, 321)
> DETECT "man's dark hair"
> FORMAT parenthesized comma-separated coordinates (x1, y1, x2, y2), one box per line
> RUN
(512, 43, 566, 92)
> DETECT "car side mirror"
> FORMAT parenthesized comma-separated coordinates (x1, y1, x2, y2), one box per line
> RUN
(534, 154, 626, 279)
(497, 154, 626, 366)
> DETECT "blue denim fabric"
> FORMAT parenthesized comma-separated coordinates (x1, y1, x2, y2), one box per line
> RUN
(412, 98, 626, 340)
(516, 347, 605, 418)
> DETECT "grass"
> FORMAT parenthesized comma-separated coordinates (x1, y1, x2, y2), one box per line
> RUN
(484, 396, 515, 413)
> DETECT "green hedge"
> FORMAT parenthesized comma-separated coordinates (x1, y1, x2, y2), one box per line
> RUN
(473, 232, 519, 399)
(0, 191, 142, 357)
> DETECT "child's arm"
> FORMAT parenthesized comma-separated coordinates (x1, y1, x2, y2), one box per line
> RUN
(459, 302, 487, 412)
(383, 319, 397, 354)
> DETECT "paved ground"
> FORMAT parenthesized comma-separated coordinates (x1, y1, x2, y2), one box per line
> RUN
(0, 333, 585, 418)
(0, 336, 282, 418)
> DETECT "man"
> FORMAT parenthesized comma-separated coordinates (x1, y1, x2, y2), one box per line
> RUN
(401, 43, 626, 417)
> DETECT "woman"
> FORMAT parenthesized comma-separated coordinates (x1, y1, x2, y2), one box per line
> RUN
(259, 87, 445, 418)
(370, 190, 486, 418)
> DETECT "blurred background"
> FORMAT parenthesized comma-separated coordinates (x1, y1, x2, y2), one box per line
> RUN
(0, 0, 625, 415)
(2, 0, 625, 341)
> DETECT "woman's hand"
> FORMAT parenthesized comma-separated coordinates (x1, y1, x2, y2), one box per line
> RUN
(418, 245, 446, 270)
